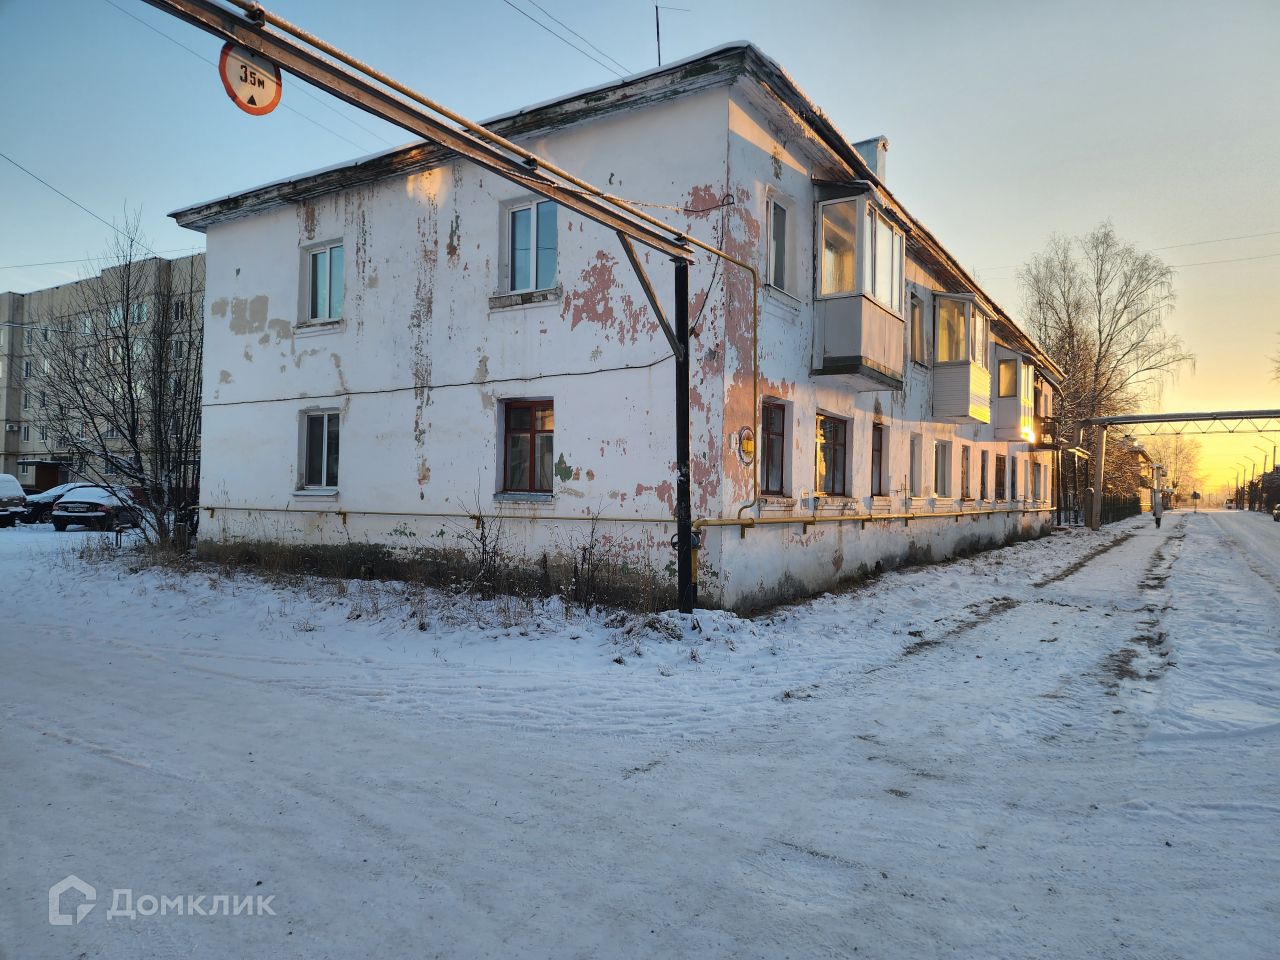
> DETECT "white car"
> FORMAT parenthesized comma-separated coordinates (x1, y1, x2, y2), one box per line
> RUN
(0, 473, 28, 528)
(51, 486, 143, 532)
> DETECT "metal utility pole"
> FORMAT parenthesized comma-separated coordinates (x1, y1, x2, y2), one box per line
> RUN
(1088, 425, 1107, 530)
(138, 0, 741, 612)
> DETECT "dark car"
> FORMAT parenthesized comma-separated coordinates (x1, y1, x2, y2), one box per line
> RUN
(51, 487, 143, 532)
(20, 482, 107, 524)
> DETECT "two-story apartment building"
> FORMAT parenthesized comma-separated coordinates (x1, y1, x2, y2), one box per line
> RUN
(172, 43, 1060, 611)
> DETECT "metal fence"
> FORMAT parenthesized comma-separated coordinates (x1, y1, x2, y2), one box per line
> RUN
(1100, 494, 1142, 525)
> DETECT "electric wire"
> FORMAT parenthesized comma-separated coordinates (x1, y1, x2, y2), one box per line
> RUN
(0, 150, 163, 260)
(99, 0, 395, 151)
(202, 354, 674, 409)
(497, 0, 627, 78)
(0, 248, 203, 272)
(522, 0, 631, 74)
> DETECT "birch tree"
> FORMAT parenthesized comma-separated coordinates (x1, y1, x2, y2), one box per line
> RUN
(1019, 222, 1193, 498)
(28, 216, 203, 545)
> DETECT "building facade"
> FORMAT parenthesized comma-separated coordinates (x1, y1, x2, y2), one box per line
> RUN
(173, 44, 1060, 611)
(0, 254, 204, 490)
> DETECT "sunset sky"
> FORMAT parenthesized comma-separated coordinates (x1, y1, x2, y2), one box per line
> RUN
(1, 0, 1275, 488)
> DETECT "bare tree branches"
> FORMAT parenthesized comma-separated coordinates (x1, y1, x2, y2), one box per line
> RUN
(1020, 222, 1193, 428)
(27, 213, 203, 544)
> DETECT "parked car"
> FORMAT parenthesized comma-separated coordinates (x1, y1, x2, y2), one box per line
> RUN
(0, 473, 27, 528)
(1272, 505, 1280, 522)
(51, 487, 143, 532)
(20, 482, 106, 524)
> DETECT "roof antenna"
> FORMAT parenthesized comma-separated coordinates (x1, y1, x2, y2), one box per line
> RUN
(654, 5, 690, 67)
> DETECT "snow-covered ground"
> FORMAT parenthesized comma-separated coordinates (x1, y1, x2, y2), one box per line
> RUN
(1, 511, 1277, 958)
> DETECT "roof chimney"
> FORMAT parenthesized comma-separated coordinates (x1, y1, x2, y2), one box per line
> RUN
(853, 135, 888, 183)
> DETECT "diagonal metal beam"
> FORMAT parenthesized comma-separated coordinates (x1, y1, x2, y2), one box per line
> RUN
(139, 0, 694, 264)
(615, 232, 681, 360)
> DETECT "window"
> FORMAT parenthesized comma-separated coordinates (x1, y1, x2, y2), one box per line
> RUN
(960, 446, 971, 499)
(18, 464, 29, 476)
(909, 433, 923, 497)
(910, 294, 928, 366)
(78, 422, 88, 441)
(503, 400, 554, 492)
(767, 198, 793, 293)
(81, 314, 92, 335)
(39, 427, 48, 443)
(130, 302, 148, 325)
(870, 423, 886, 496)
(980, 450, 989, 500)
(39, 391, 46, 409)
(762, 401, 787, 496)
(815, 414, 848, 496)
(105, 424, 117, 440)
(934, 440, 952, 497)
(308, 242, 345, 321)
(508, 200, 557, 292)
(303, 411, 340, 489)
(21, 426, 30, 442)
(1032, 462, 1042, 501)
(171, 340, 186, 361)
(936, 297, 988, 368)
(1009, 455, 1019, 500)
(173, 301, 186, 323)
(818, 200, 857, 296)
(23, 359, 32, 378)
(21, 392, 29, 411)
(864, 207, 904, 313)
(971, 311, 988, 368)
(994, 454, 1007, 501)
(937, 298, 966, 362)
(998, 359, 1018, 398)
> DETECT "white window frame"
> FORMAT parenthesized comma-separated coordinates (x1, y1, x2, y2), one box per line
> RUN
(814, 197, 905, 318)
(934, 439, 952, 498)
(767, 193, 795, 295)
(502, 198, 558, 294)
(304, 240, 345, 324)
(934, 294, 988, 369)
(21, 425, 30, 442)
(909, 433, 923, 498)
(864, 205, 905, 316)
(299, 409, 341, 492)
(18, 463, 29, 476)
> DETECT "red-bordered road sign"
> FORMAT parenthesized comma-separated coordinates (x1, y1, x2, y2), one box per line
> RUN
(218, 42, 282, 116)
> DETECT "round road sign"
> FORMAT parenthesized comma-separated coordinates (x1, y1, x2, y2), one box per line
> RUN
(218, 43, 282, 116)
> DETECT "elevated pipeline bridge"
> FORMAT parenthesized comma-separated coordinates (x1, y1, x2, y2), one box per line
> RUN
(1081, 409, 1280, 528)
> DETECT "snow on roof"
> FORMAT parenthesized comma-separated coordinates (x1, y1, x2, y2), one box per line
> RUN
(479, 41, 758, 124)
(169, 42, 761, 220)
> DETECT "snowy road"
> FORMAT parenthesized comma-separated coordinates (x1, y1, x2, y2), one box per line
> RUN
(2, 511, 1278, 959)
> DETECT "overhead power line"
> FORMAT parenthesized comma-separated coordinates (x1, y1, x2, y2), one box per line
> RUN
(99, 0, 394, 151)
(1149, 229, 1280, 251)
(498, 0, 628, 78)
(978, 227, 1280, 273)
(523, 0, 631, 74)
(0, 248, 203, 272)
(0, 150, 161, 260)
